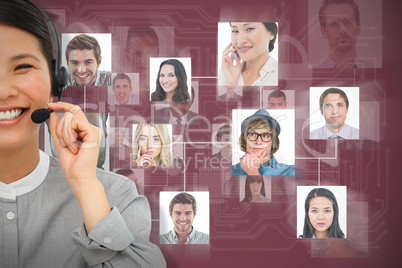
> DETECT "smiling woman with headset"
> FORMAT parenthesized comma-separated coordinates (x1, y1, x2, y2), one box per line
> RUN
(0, 1, 165, 267)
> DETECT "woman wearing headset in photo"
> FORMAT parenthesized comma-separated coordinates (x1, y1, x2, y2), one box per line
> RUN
(219, 22, 278, 86)
(232, 109, 294, 175)
(0, 1, 165, 267)
(241, 175, 270, 203)
(299, 188, 346, 238)
(132, 124, 172, 167)
(150, 59, 191, 101)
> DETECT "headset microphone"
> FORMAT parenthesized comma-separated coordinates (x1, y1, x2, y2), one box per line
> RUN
(31, 108, 54, 124)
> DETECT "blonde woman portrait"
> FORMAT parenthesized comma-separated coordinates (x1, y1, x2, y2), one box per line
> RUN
(132, 124, 172, 167)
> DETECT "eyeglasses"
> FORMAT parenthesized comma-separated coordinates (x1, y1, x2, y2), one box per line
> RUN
(247, 131, 272, 142)
(325, 19, 357, 30)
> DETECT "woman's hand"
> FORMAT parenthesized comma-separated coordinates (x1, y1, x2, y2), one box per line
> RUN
(47, 102, 100, 183)
(136, 146, 154, 167)
(47, 102, 111, 233)
(240, 149, 267, 176)
(221, 42, 242, 87)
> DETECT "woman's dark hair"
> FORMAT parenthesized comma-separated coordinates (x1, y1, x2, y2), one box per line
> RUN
(300, 188, 345, 238)
(151, 59, 190, 101)
(241, 175, 265, 202)
(0, 0, 54, 81)
(263, 23, 278, 52)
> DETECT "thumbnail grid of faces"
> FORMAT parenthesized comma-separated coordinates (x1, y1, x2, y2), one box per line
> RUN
(41, 17, 366, 243)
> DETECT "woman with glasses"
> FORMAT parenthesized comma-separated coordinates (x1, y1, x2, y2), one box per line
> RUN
(232, 109, 295, 175)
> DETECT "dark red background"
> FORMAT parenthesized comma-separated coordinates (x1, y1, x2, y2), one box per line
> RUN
(34, 0, 402, 267)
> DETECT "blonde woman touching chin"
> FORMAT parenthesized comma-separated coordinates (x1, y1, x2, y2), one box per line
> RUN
(219, 22, 278, 87)
(132, 124, 172, 167)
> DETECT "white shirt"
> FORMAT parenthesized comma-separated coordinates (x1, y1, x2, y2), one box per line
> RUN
(310, 124, 359, 140)
(258, 194, 271, 203)
(219, 57, 278, 86)
(0, 150, 49, 200)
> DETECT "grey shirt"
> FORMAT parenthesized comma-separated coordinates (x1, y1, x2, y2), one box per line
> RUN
(0, 151, 165, 267)
(160, 227, 209, 244)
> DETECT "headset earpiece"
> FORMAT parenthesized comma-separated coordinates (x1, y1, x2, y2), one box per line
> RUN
(53, 65, 68, 100)
(27, 0, 68, 100)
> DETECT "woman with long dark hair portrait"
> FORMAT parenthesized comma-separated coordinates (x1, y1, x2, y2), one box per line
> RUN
(241, 175, 270, 202)
(151, 59, 190, 101)
(299, 188, 345, 238)
(132, 124, 172, 167)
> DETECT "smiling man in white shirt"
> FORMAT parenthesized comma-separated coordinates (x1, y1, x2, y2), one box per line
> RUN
(160, 192, 209, 244)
